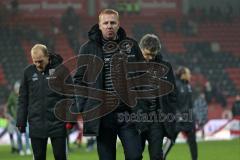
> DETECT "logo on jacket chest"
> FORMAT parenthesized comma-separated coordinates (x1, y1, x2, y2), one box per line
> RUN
(46, 69, 57, 80)
(180, 85, 192, 93)
(187, 84, 192, 92)
(32, 73, 38, 81)
(49, 69, 55, 75)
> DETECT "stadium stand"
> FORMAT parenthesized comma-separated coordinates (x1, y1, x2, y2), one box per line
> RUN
(0, 65, 7, 86)
(0, 0, 239, 120)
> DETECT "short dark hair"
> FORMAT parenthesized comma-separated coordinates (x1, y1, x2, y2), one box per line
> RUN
(139, 34, 161, 53)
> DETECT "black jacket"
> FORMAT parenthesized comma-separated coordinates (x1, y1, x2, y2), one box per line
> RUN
(232, 100, 240, 117)
(135, 54, 177, 140)
(175, 78, 193, 113)
(175, 78, 195, 132)
(73, 24, 144, 136)
(17, 54, 68, 138)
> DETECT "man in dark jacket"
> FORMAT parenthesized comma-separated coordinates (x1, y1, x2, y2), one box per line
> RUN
(163, 66, 198, 160)
(136, 34, 177, 160)
(231, 94, 240, 138)
(193, 92, 208, 139)
(16, 44, 69, 160)
(74, 9, 143, 160)
(232, 94, 240, 117)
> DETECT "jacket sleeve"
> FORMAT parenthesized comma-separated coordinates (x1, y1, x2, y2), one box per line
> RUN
(73, 44, 89, 112)
(133, 40, 144, 61)
(73, 44, 89, 85)
(16, 71, 28, 127)
(166, 63, 178, 112)
(62, 68, 79, 123)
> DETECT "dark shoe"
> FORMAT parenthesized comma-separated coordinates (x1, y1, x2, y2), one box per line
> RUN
(11, 147, 18, 154)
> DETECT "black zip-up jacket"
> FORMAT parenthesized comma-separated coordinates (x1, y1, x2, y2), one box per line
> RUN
(73, 24, 144, 136)
(135, 54, 177, 140)
(232, 100, 240, 117)
(175, 77, 195, 131)
(16, 54, 69, 138)
(175, 78, 193, 113)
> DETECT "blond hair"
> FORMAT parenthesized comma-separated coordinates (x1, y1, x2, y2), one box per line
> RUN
(99, 9, 119, 22)
(176, 66, 191, 81)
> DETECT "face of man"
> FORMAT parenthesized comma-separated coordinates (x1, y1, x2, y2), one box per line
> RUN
(141, 48, 157, 62)
(99, 13, 119, 40)
(181, 68, 191, 82)
(31, 49, 49, 72)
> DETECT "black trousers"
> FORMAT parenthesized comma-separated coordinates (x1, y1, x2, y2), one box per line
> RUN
(185, 129, 198, 160)
(97, 112, 142, 160)
(163, 127, 198, 160)
(141, 124, 165, 160)
(31, 137, 67, 160)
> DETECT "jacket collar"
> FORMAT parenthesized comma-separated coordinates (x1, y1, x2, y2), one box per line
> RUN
(49, 53, 63, 68)
(154, 53, 163, 61)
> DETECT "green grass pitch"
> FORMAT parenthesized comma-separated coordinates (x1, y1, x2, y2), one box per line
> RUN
(0, 139, 239, 160)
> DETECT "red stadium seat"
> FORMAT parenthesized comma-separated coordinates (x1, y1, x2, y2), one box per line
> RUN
(0, 65, 7, 85)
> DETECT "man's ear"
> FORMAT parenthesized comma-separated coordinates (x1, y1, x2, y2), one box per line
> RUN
(99, 22, 102, 31)
(48, 55, 51, 63)
(117, 22, 120, 30)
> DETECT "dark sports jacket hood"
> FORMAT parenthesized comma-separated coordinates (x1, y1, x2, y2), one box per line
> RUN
(49, 53, 63, 68)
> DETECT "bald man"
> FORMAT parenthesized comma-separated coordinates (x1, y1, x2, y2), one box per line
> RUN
(16, 44, 70, 160)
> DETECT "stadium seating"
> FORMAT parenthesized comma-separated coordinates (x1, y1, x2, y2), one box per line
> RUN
(0, 3, 239, 120)
(0, 26, 28, 102)
(0, 65, 7, 86)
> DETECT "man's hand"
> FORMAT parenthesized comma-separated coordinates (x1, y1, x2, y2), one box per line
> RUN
(17, 126, 26, 133)
(66, 123, 74, 130)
